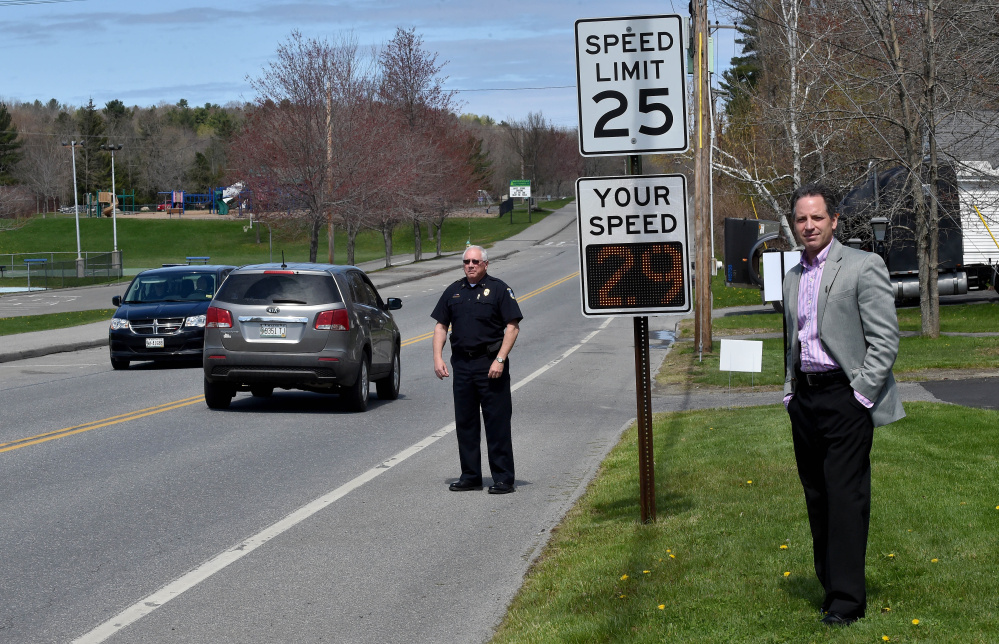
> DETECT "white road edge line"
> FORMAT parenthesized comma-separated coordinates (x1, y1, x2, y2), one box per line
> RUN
(73, 316, 615, 644)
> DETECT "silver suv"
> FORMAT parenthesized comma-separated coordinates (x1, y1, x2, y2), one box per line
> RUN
(202, 263, 402, 411)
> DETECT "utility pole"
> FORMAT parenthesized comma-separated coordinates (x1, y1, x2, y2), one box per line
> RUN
(326, 83, 335, 264)
(692, 0, 713, 354)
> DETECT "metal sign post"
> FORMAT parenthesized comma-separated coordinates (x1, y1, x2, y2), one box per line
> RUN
(575, 13, 689, 524)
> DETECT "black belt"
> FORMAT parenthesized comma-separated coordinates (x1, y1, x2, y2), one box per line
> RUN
(796, 368, 849, 388)
(453, 344, 500, 359)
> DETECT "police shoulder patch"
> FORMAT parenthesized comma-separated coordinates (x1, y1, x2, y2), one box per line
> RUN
(507, 287, 516, 300)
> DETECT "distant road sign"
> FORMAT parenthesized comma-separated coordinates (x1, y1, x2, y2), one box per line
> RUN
(576, 174, 691, 316)
(510, 180, 531, 198)
(575, 15, 688, 156)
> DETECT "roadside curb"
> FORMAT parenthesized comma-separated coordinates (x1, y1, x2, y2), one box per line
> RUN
(1, 339, 108, 363)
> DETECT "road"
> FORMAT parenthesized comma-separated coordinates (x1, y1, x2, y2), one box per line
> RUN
(0, 220, 675, 643)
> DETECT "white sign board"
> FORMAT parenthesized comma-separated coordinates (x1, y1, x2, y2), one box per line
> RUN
(719, 339, 763, 373)
(762, 251, 801, 302)
(575, 15, 689, 156)
(509, 185, 531, 198)
(576, 174, 691, 316)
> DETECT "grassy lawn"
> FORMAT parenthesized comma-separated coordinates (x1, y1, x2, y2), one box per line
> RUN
(0, 199, 570, 270)
(0, 309, 115, 336)
(493, 402, 999, 643)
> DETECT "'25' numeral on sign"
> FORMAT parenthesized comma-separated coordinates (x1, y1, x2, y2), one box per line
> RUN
(593, 88, 673, 139)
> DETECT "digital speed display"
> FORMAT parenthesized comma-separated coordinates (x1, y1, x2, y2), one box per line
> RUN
(584, 242, 687, 310)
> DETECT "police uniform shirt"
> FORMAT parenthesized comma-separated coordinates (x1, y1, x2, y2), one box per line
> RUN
(431, 274, 523, 354)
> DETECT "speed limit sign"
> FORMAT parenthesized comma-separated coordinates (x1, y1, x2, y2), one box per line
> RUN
(575, 15, 688, 156)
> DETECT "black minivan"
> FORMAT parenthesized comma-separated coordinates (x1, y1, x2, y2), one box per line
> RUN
(109, 265, 235, 369)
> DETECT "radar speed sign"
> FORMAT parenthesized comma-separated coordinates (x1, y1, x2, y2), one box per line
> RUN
(575, 15, 688, 156)
(576, 174, 691, 316)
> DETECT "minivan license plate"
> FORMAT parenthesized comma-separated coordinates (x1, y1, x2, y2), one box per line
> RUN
(146, 337, 165, 348)
(260, 324, 287, 338)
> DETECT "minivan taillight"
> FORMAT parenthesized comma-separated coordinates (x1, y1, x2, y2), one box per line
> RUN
(315, 309, 349, 331)
(206, 306, 233, 328)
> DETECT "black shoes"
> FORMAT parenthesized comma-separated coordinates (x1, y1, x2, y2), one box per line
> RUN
(448, 479, 483, 491)
(820, 612, 859, 626)
(448, 479, 515, 493)
(488, 482, 515, 494)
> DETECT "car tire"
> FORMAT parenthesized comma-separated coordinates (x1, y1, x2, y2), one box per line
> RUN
(375, 349, 401, 400)
(343, 355, 370, 412)
(250, 386, 274, 397)
(110, 357, 130, 370)
(204, 377, 234, 409)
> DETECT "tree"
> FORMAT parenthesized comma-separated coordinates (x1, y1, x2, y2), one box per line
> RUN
(378, 26, 461, 261)
(234, 31, 377, 262)
(0, 102, 24, 186)
(74, 99, 109, 201)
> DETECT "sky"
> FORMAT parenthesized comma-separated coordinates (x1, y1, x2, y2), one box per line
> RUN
(0, 0, 739, 129)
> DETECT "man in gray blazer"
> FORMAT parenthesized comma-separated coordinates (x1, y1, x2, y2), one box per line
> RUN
(782, 183, 905, 626)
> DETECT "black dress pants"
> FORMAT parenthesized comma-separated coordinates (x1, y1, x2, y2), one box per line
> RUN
(450, 354, 515, 485)
(788, 377, 874, 618)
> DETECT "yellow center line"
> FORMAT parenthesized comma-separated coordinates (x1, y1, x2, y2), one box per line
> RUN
(1, 396, 203, 454)
(400, 272, 579, 348)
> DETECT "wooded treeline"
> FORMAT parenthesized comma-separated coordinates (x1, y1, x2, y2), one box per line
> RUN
(714, 0, 999, 335)
(0, 28, 590, 264)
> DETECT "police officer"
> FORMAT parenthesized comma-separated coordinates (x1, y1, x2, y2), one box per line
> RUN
(431, 245, 523, 494)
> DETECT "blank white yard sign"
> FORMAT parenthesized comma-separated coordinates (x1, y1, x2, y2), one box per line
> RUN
(719, 339, 763, 373)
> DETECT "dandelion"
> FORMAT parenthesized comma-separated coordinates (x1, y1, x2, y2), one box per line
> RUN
(883, 607, 891, 613)
(931, 558, 939, 563)
(666, 549, 671, 553)
(883, 637, 890, 642)
(658, 604, 665, 610)
(669, 554, 675, 559)
(643, 570, 650, 574)
(912, 619, 920, 625)
(747, 480, 753, 485)
(620, 594, 626, 599)
(780, 544, 788, 550)
(888, 553, 895, 558)
(620, 574, 629, 581)
(783, 571, 790, 577)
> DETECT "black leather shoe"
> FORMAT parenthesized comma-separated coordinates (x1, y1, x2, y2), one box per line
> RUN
(820, 612, 858, 626)
(488, 482, 515, 494)
(449, 479, 483, 491)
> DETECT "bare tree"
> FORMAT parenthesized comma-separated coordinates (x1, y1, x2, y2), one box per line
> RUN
(234, 31, 375, 262)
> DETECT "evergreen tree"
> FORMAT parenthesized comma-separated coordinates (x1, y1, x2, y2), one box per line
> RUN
(718, 12, 760, 121)
(0, 102, 24, 186)
(75, 98, 110, 201)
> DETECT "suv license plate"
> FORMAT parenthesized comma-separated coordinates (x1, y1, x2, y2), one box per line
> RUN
(146, 337, 165, 348)
(260, 324, 287, 338)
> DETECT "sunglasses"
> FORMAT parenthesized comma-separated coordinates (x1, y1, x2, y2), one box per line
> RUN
(462, 259, 483, 265)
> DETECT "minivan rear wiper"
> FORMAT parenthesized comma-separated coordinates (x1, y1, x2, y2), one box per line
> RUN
(271, 299, 308, 304)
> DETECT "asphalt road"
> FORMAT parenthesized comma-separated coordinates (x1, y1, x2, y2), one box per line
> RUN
(0, 219, 678, 643)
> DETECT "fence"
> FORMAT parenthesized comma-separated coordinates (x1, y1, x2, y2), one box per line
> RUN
(0, 251, 123, 289)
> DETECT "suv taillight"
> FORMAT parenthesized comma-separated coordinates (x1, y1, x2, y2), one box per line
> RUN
(206, 306, 233, 328)
(316, 309, 349, 331)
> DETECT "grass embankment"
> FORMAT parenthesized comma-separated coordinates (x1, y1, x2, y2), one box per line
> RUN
(0, 199, 569, 276)
(661, 300, 999, 389)
(0, 309, 116, 336)
(493, 403, 999, 643)
(494, 291, 998, 642)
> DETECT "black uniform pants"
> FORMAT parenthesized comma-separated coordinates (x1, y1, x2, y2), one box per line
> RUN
(450, 354, 515, 485)
(787, 376, 874, 618)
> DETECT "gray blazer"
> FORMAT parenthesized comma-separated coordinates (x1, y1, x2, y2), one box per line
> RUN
(783, 238, 905, 427)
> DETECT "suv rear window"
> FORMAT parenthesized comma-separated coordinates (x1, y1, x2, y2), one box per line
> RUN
(214, 273, 342, 305)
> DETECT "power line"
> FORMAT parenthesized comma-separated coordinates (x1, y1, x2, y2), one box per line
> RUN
(0, 0, 84, 6)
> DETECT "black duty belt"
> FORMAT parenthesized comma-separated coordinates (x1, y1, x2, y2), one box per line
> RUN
(797, 368, 849, 388)
(453, 341, 502, 359)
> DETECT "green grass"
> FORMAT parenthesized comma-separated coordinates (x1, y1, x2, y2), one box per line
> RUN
(897, 302, 999, 333)
(493, 402, 999, 643)
(0, 309, 115, 336)
(658, 332, 999, 390)
(0, 199, 570, 270)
